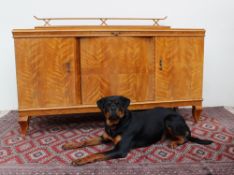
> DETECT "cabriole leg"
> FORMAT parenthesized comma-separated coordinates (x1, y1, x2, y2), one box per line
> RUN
(192, 105, 202, 123)
(19, 115, 30, 136)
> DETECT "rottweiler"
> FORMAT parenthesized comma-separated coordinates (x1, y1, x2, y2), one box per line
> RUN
(62, 96, 212, 166)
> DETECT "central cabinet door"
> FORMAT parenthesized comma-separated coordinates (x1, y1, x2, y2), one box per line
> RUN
(80, 37, 155, 104)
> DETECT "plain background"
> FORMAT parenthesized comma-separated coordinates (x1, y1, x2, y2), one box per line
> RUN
(0, 0, 234, 110)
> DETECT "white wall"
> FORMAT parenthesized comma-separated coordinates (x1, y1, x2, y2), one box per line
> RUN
(0, 0, 234, 110)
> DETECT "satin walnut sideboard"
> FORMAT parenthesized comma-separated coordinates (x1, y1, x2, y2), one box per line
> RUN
(13, 25, 205, 135)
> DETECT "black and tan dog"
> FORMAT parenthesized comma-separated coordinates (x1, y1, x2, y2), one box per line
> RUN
(62, 96, 212, 166)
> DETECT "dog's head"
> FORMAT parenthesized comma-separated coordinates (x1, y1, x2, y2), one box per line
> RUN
(97, 96, 130, 128)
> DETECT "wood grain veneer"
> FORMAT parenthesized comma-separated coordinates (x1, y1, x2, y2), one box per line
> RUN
(13, 25, 205, 135)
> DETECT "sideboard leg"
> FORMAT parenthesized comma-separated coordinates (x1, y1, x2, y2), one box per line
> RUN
(19, 116, 30, 136)
(192, 105, 202, 123)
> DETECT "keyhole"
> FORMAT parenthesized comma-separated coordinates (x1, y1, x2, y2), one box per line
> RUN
(65, 62, 71, 73)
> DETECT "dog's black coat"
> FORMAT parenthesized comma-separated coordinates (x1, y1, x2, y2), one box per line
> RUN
(164, 114, 212, 145)
(105, 108, 174, 148)
(97, 96, 213, 159)
(64, 95, 213, 165)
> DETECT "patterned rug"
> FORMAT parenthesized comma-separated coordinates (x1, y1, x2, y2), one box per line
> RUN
(0, 107, 233, 175)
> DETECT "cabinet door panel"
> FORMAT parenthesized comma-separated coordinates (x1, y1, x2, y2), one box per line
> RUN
(80, 37, 155, 104)
(15, 38, 80, 109)
(155, 37, 204, 101)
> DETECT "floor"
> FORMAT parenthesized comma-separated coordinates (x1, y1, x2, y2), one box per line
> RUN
(225, 106, 234, 114)
(0, 110, 10, 118)
(0, 107, 233, 175)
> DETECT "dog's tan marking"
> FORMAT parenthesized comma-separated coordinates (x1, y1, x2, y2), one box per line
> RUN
(169, 136, 185, 149)
(104, 111, 110, 119)
(169, 141, 178, 149)
(106, 119, 119, 127)
(62, 136, 103, 150)
(72, 153, 107, 166)
(116, 108, 124, 118)
(62, 142, 83, 150)
(102, 131, 112, 141)
(104, 111, 120, 127)
(85, 136, 103, 146)
(113, 135, 122, 145)
(102, 131, 121, 145)
(176, 136, 185, 145)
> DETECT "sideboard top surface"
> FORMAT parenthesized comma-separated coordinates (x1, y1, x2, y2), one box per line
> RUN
(12, 26, 205, 38)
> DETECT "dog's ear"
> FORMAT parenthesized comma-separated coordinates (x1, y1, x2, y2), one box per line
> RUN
(119, 96, 130, 109)
(96, 97, 107, 111)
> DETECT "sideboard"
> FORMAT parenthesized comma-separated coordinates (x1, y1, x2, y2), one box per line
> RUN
(13, 25, 205, 135)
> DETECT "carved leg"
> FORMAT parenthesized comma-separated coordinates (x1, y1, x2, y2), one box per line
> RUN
(192, 105, 202, 123)
(19, 116, 30, 136)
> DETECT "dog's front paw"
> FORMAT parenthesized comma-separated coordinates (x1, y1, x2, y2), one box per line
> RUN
(168, 141, 177, 149)
(62, 142, 84, 150)
(71, 154, 105, 166)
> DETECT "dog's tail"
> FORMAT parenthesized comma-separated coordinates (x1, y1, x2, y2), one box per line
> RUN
(188, 136, 213, 145)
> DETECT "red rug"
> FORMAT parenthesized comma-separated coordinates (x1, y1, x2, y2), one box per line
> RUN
(0, 107, 233, 174)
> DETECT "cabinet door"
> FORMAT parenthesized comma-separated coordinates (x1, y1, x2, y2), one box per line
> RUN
(80, 37, 155, 104)
(155, 37, 204, 101)
(15, 38, 80, 109)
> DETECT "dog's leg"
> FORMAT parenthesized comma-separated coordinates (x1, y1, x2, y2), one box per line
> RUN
(71, 136, 132, 166)
(71, 152, 108, 165)
(62, 136, 103, 150)
(169, 136, 185, 149)
(71, 146, 130, 166)
(62, 131, 113, 150)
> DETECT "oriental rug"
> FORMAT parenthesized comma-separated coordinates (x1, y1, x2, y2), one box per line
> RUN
(0, 107, 233, 174)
